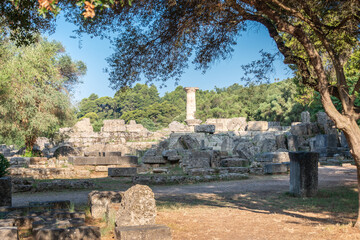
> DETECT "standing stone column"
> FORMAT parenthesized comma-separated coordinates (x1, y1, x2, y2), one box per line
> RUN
(289, 152, 319, 197)
(184, 87, 202, 128)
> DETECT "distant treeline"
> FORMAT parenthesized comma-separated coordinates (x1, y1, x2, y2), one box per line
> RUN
(76, 79, 324, 131)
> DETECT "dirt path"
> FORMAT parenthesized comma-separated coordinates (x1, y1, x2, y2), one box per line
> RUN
(12, 166, 357, 207)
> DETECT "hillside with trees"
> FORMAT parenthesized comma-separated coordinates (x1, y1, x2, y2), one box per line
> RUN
(76, 78, 320, 131)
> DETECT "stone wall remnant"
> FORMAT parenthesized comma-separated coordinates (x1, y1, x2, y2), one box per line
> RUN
(301, 111, 311, 123)
(102, 119, 126, 132)
(246, 121, 268, 131)
(72, 118, 94, 132)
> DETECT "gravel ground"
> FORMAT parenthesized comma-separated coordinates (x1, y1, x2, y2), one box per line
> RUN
(12, 165, 357, 207)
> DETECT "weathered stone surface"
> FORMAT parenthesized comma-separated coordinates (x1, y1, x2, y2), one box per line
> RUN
(246, 121, 268, 131)
(88, 191, 124, 219)
(9, 157, 30, 168)
(168, 121, 190, 133)
(194, 125, 215, 134)
(29, 200, 71, 210)
(115, 224, 172, 240)
(70, 156, 138, 166)
(205, 118, 247, 132)
(217, 167, 249, 174)
(33, 180, 95, 192)
(289, 152, 319, 197)
(290, 123, 319, 136)
(220, 158, 249, 167)
(115, 185, 156, 227)
(33, 226, 100, 240)
(0, 227, 18, 240)
(0, 177, 12, 207)
(30, 157, 48, 165)
(102, 119, 126, 132)
(72, 118, 94, 133)
(126, 121, 148, 133)
(32, 218, 85, 229)
(256, 152, 290, 163)
(53, 146, 78, 159)
(177, 135, 200, 149)
(301, 111, 311, 123)
(287, 135, 298, 151)
(142, 156, 167, 164)
(187, 168, 215, 176)
(184, 87, 199, 121)
(108, 168, 137, 177)
(0, 219, 15, 227)
(276, 135, 287, 149)
(264, 163, 289, 174)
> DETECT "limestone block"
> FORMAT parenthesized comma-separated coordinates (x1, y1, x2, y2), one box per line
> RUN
(301, 111, 311, 123)
(246, 121, 268, 131)
(0, 227, 18, 240)
(30, 157, 47, 165)
(276, 135, 287, 149)
(33, 226, 100, 240)
(0, 177, 12, 207)
(53, 146, 78, 159)
(70, 156, 138, 166)
(126, 123, 147, 133)
(142, 156, 167, 164)
(227, 117, 247, 131)
(108, 168, 137, 177)
(289, 152, 319, 197)
(194, 125, 215, 134)
(102, 119, 126, 132)
(264, 163, 289, 174)
(161, 150, 181, 162)
(115, 185, 157, 227)
(287, 135, 298, 151)
(177, 135, 200, 149)
(88, 191, 124, 219)
(0, 219, 15, 227)
(168, 121, 190, 133)
(115, 224, 172, 240)
(220, 158, 249, 167)
(256, 152, 290, 163)
(72, 118, 94, 133)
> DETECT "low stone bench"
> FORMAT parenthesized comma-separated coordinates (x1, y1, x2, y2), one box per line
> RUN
(220, 158, 249, 167)
(115, 224, 172, 240)
(108, 168, 137, 177)
(0, 227, 18, 239)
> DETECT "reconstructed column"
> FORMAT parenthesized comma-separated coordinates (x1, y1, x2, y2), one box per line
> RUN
(184, 87, 201, 128)
(184, 87, 198, 120)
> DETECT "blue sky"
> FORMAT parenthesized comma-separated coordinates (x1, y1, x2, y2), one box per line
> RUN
(47, 16, 294, 102)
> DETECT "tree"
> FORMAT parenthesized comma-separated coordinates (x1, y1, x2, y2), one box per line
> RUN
(0, 37, 86, 150)
(61, 1, 360, 226)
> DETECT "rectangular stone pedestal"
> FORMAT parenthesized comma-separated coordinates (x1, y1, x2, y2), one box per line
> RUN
(115, 225, 172, 240)
(108, 168, 137, 177)
(289, 152, 319, 197)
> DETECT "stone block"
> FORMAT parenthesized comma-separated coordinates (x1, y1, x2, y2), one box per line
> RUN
(264, 163, 288, 174)
(0, 177, 12, 207)
(287, 135, 298, 151)
(177, 135, 200, 149)
(88, 191, 124, 219)
(220, 158, 249, 167)
(289, 152, 319, 197)
(257, 152, 290, 163)
(142, 156, 167, 164)
(194, 125, 215, 134)
(246, 121, 268, 131)
(102, 119, 126, 132)
(276, 135, 287, 149)
(301, 111, 310, 123)
(115, 185, 156, 227)
(30, 157, 47, 165)
(0, 227, 18, 240)
(71, 156, 138, 166)
(72, 118, 94, 133)
(152, 168, 169, 174)
(0, 219, 15, 227)
(168, 121, 190, 132)
(53, 146, 78, 159)
(33, 226, 100, 240)
(115, 224, 172, 240)
(108, 168, 137, 177)
(217, 167, 249, 174)
(32, 218, 85, 229)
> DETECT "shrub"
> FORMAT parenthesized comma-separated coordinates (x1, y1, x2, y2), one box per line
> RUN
(0, 154, 10, 178)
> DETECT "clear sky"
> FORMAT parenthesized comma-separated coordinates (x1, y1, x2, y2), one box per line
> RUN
(47, 16, 294, 102)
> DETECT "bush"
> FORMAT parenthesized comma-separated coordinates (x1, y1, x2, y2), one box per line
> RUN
(0, 154, 10, 178)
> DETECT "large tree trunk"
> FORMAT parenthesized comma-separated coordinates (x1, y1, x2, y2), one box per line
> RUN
(341, 120, 360, 228)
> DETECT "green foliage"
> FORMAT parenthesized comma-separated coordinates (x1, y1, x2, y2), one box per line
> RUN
(0, 154, 10, 178)
(0, 37, 85, 149)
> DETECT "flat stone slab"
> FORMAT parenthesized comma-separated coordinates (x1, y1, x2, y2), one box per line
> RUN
(69, 156, 138, 166)
(84, 152, 122, 157)
(0, 227, 18, 239)
(108, 168, 137, 177)
(115, 224, 172, 240)
(217, 167, 249, 174)
(0, 219, 15, 227)
(142, 156, 167, 164)
(33, 226, 101, 240)
(32, 218, 85, 229)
